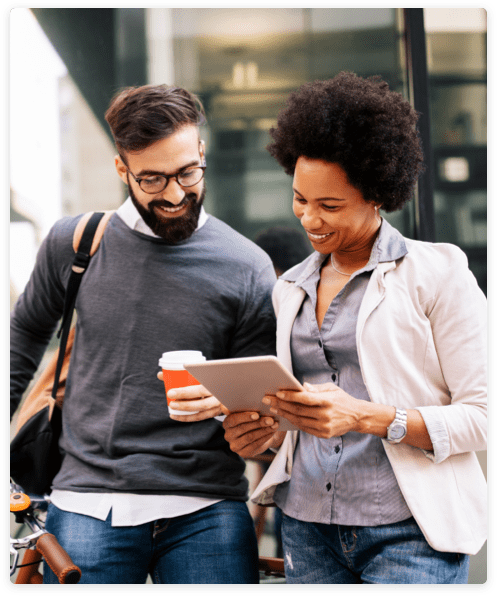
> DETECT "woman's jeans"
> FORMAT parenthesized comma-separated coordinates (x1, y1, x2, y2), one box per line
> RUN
(43, 500, 259, 584)
(281, 513, 469, 584)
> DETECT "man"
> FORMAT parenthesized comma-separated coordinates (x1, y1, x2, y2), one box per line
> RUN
(10, 85, 277, 583)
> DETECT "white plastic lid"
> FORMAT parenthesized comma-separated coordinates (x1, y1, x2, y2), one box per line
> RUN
(158, 350, 206, 370)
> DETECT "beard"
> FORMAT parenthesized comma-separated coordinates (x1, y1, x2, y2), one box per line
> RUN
(129, 179, 206, 244)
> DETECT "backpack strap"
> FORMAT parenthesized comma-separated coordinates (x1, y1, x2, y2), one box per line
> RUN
(72, 210, 115, 260)
(52, 211, 114, 400)
(57, 211, 113, 336)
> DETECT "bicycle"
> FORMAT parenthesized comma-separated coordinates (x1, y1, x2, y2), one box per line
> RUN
(10, 481, 81, 584)
(10, 478, 283, 584)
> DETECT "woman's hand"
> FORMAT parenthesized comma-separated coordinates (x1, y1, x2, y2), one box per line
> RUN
(263, 382, 363, 439)
(157, 371, 228, 422)
(266, 382, 434, 450)
(223, 411, 284, 458)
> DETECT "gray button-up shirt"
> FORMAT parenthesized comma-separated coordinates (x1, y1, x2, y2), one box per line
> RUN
(273, 219, 413, 526)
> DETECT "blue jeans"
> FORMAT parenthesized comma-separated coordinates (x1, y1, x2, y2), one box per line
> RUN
(43, 500, 259, 584)
(281, 513, 469, 584)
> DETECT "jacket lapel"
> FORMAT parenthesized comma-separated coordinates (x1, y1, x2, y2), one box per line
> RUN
(275, 283, 306, 373)
(357, 260, 396, 343)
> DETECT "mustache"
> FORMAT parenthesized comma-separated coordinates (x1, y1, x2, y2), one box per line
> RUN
(148, 193, 197, 210)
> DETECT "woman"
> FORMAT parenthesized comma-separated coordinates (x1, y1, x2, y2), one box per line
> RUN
(222, 72, 487, 584)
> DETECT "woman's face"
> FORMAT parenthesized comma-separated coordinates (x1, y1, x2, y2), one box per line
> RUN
(292, 157, 380, 256)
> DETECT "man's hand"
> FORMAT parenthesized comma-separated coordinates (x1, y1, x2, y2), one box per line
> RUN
(157, 371, 228, 422)
(222, 411, 284, 458)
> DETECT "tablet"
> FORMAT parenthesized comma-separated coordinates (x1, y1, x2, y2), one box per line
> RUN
(184, 355, 303, 431)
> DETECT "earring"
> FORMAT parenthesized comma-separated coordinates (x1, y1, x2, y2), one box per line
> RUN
(375, 205, 381, 225)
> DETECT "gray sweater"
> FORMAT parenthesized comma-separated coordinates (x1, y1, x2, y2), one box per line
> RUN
(11, 213, 277, 499)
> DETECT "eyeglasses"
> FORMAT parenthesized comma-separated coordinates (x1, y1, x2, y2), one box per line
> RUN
(126, 165, 206, 194)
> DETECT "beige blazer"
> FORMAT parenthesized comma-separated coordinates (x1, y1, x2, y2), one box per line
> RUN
(251, 238, 487, 555)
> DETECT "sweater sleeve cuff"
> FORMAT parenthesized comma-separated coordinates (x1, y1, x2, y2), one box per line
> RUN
(414, 406, 451, 464)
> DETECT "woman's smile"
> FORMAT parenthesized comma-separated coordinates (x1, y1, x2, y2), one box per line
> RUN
(305, 230, 334, 242)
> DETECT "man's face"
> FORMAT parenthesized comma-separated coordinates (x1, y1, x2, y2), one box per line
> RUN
(115, 125, 206, 244)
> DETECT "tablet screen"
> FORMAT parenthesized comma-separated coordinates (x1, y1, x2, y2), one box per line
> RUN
(185, 355, 302, 430)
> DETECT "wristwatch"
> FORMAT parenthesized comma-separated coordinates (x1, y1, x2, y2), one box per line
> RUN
(386, 408, 408, 444)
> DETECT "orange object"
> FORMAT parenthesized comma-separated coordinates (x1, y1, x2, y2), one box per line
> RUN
(10, 492, 31, 512)
(15, 549, 43, 584)
(162, 369, 200, 403)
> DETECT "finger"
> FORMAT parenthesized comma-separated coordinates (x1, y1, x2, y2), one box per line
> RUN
(219, 404, 230, 416)
(224, 417, 278, 440)
(273, 389, 331, 406)
(223, 411, 267, 429)
(235, 434, 277, 458)
(228, 426, 278, 457)
(268, 406, 321, 433)
(167, 384, 212, 401)
(169, 395, 220, 412)
(271, 397, 322, 420)
(303, 382, 317, 392)
(305, 382, 338, 392)
(170, 405, 222, 423)
(157, 371, 163, 381)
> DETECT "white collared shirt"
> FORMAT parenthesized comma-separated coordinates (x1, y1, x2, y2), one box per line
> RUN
(50, 198, 221, 526)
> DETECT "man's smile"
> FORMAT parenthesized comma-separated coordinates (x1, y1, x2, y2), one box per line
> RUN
(156, 203, 187, 215)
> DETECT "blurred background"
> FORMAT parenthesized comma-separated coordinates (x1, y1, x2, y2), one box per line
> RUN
(9, 7, 487, 583)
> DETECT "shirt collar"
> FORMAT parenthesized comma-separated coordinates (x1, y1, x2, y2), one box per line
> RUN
(116, 197, 209, 238)
(281, 218, 408, 287)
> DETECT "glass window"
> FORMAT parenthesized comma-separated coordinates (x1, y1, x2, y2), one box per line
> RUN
(156, 8, 411, 242)
(425, 8, 487, 293)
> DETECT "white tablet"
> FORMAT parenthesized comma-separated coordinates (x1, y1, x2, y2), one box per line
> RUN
(184, 355, 303, 431)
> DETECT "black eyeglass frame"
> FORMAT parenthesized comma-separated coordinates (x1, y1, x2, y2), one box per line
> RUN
(125, 165, 206, 194)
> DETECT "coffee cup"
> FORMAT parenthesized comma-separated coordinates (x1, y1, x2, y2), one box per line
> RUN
(159, 351, 206, 416)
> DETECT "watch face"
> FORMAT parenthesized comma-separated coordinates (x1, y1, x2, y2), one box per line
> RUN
(390, 424, 406, 440)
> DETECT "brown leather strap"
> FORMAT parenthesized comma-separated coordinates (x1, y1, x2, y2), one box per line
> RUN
(73, 210, 115, 255)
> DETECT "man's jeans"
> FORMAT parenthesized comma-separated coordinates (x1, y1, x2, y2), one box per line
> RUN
(281, 513, 469, 584)
(43, 500, 259, 584)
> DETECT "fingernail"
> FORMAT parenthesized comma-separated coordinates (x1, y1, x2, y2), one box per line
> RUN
(270, 407, 278, 415)
(264, 417, 274, 425)
(168, 390, 176, 398)
(271, 423, 279, 430)
(276, 392, 284, 398)
(251, 413, 259, 420)
(262, 397, 271, 405)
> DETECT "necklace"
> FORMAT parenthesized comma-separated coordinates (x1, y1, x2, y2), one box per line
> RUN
(330, 256, 352, 277)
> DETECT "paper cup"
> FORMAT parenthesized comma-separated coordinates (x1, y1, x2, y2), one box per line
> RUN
(159, 351, 206, 416)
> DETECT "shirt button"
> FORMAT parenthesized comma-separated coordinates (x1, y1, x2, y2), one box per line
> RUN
(318, 339, 323, 348)
(326, 482, 332, 491)
(335, 445, 340, 454)
(331, 373, 337, 382)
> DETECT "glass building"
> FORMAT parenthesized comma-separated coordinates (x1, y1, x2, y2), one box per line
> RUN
(11, 8, 487, 294)
(10, 7, 487, 582)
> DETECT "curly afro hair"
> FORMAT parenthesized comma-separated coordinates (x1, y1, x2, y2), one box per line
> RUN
(267, 72, 425, 212)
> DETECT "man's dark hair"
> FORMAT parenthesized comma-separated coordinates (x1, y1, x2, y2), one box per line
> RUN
(105, 85, 206, 160)
(267, 72, 425, 212)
